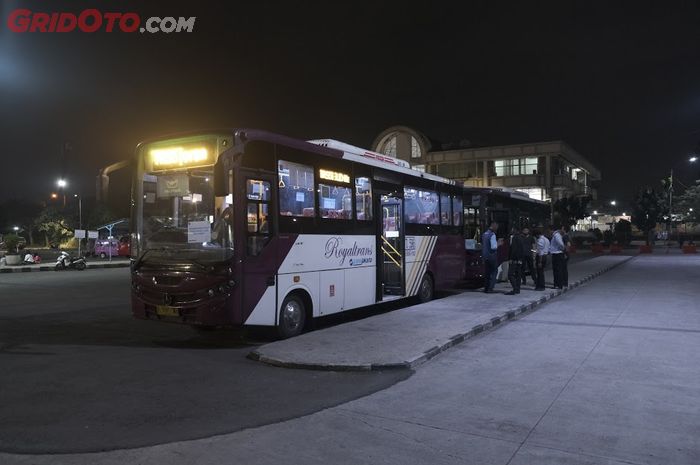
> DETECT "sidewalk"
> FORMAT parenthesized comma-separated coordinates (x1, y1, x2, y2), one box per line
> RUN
(250, 255, 633, 370)
(0, 258, 130, 273)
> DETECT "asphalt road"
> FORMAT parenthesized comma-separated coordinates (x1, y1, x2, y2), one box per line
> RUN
(0, 269, 410, 454)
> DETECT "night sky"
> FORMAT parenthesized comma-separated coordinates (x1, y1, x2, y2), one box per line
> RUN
(3, 1, 700, 210)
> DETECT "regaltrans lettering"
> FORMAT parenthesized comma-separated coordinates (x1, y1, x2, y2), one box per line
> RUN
(324, 237, 373, 267)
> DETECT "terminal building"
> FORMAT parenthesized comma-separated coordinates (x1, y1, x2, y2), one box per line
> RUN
(371, 126, 601, 202)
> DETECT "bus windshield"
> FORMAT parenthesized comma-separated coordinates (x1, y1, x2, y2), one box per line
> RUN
(136, 168, 233, 266)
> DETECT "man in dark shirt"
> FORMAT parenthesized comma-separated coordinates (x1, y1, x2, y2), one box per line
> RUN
(520, 227, 536, 285)
(506, 227, 526, 295)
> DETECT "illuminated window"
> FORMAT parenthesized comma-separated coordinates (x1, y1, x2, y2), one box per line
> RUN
(355, 177, 373, 221)
(494, 158, 538, 176)
(278, 160, 315, 217)
(380, 136, 397, 157)
(452, 196, 463, 226)
(523, 157, 538, 175)
(318, 184, 353, 220)
(246, 179, 271, 256)
(515, 188, 545, 201)
(404, 187, 439, 225)
(440, 194, 452, 225)
(411, 137, 421, 159)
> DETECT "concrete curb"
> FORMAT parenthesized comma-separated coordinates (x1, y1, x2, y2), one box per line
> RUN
(0, 262, 130, 273)
(249, 255, 636, 371)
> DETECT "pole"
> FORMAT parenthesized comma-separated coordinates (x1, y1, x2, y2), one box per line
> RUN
(78, 197, 82, 257)
(669, 168, 673, 249)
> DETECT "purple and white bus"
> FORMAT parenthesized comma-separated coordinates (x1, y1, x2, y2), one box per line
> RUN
(130, 129, 469, 337)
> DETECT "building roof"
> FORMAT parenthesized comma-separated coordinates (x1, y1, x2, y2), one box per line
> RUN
(427, 140, 601, 181)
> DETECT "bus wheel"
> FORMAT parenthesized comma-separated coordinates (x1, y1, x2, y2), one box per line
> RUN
(278, 294, 306, 339)
(418, 274, 434, 303)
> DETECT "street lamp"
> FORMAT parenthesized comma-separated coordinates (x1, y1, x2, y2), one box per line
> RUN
(74, 194, 83, 257)
(57, 179, 67, 207)
(610, 200, 616, 206)
(12, 226, 19, 231)
(668, 156, 698, 243)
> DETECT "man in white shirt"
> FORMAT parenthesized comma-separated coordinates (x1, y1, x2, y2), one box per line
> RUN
(550, 226, 567, 289)
(534, 229, 550, 290)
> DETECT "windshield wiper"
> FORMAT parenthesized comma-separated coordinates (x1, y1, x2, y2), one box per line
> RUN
(179, 257, 209, 271)
(133, 247, 169, 271)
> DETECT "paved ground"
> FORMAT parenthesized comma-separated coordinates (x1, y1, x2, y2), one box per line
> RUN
(0, 269, 408, 453)
(252, 255, 632, 369)
(0, 255, 700, 465)
(3, 254, 698, 465)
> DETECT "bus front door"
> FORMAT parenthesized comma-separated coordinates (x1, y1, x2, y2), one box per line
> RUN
(377, 192, 404, 299)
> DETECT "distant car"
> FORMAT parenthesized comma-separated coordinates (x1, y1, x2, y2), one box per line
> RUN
(117, 236, 130, 256)
(93, 239, 119, 258)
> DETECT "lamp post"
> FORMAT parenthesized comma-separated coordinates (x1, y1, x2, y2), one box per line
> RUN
(74, 194, 83, 257)
(57, 179, 67, 207)
(668, 156, 698, 245)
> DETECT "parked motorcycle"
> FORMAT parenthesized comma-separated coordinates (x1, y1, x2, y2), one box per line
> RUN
(55, 251, 87, 271)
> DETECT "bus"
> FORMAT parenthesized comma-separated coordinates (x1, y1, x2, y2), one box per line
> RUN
(462, 187, 551, 283)
(130, 129, 468, 337)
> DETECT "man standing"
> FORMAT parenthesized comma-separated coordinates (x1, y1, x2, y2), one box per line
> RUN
(505, 227, 526, 295)
(482, 222, 499, 293)
(550, 225, 567, 289)
(520, 227, 536, 285)
(534, 229, 550, 291)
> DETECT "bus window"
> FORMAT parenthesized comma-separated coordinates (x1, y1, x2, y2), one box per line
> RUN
(440, 193, 451, 225)
(453, 196, 463, 226)
(278, 160, 315, 217)
(318, 184, 353, 219)
(404, 187, 439, 225)
(355, 177, 372, 221)
(246, 179, 271, 256)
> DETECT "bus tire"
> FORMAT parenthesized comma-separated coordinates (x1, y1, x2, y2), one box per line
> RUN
(418, 273, 434, 303)
(278, 294, 306, 339)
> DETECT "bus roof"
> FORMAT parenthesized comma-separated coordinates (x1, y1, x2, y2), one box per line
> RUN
(236, 129, 455, 186)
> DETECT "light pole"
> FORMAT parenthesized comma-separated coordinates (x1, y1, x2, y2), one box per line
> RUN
(667, 156, 697, 245)
(74, 194, 83, 257)
(57, 179, 67, 207)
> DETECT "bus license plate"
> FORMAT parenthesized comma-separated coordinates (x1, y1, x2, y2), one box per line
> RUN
(156, 306, 180, 317)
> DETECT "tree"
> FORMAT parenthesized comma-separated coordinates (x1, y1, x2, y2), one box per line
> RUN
(631, 187, 666, 244)
(86, 202, 116, 229)
(0, 199, 42, 245)
(614, 219, 632, 245)
(34, 207, 73, 247)
(677, 180, 700, 225)
(552, 195, 591, 228)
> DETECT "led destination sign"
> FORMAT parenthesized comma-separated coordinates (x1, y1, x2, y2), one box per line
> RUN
(319, 169, 350, 183)
(149, 146, 211, 170)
